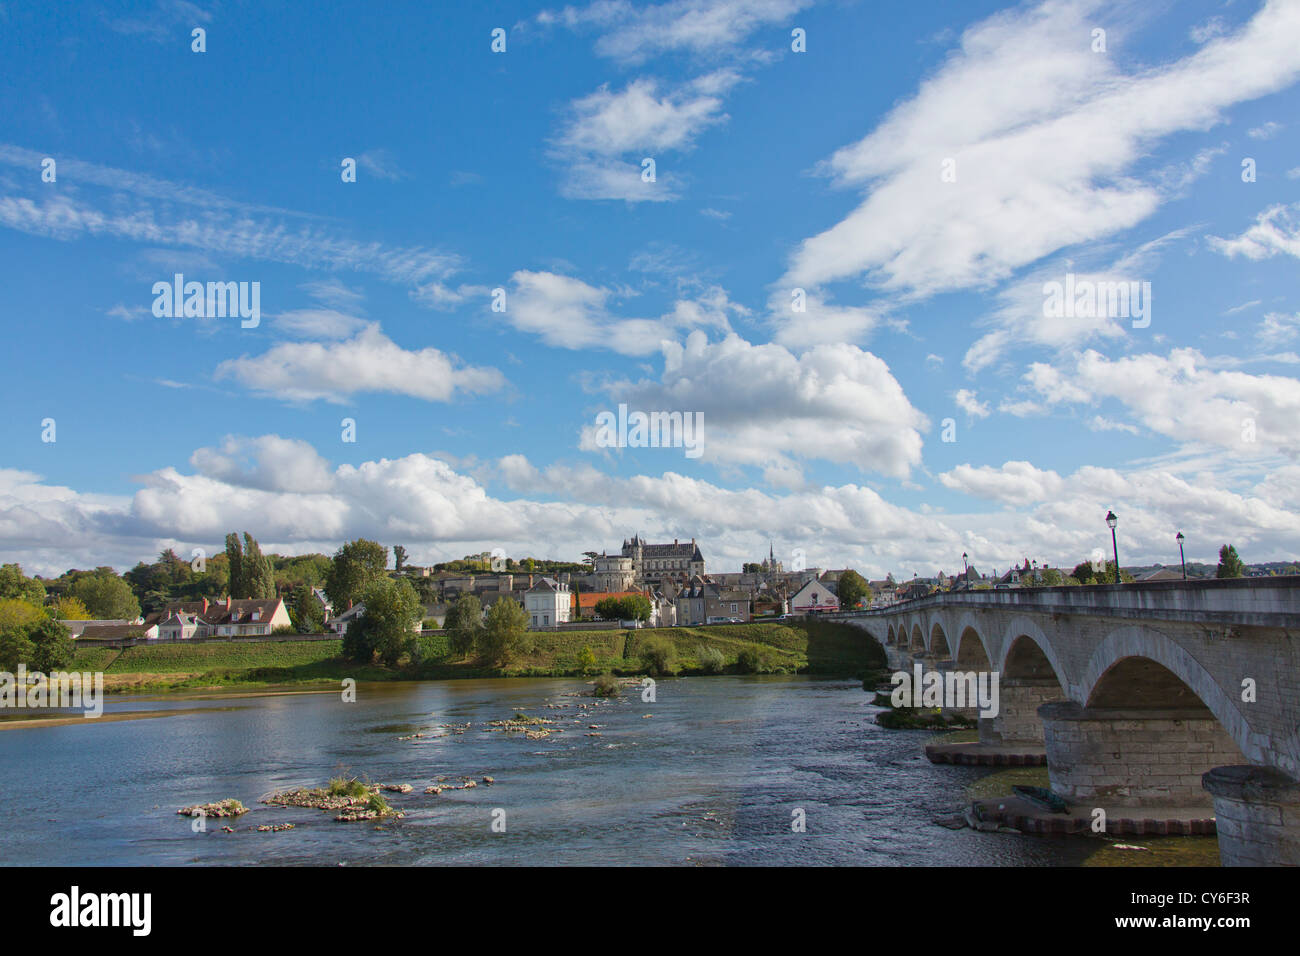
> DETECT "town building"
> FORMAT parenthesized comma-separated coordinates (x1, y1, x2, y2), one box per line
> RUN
(524, 576, 571, 629)
(790, 578, 839, 615)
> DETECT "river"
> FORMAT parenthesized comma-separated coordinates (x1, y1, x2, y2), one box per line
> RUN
(0, 675, 1092, 865)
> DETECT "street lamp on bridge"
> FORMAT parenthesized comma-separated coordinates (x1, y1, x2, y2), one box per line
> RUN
(1177, 531, 1186, 580)
(1106, 510, 1120, 584)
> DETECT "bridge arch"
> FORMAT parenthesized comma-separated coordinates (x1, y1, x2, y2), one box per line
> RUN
(997, 616, 1069, 691)
(927, 621, 952, 660)
(1080, 625, 1262, 767)
(953, 625, 992, 669)
(908, 622, 924, 652)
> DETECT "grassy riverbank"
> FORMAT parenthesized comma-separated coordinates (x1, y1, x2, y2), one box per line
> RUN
(71, 619, 885, 694)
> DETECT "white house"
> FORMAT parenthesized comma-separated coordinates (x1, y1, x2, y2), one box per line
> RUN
(790, 578, 839, 615)
(158, 611, 206, 641)
(524, 577, 570, 629)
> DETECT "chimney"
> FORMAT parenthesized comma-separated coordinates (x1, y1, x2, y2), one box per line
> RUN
(201, 597, 208, 613)
(674, 538, 678, 546)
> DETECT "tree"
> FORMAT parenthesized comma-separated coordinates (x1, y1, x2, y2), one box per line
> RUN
(576, 645, 599, 676)
(1216, 544, 1245, 579)
(68, 572, 141, 621)
(242, 533, 276, 599)
(836, 569, 870, 608)
(478, 597, 529, 666)
(1038, 568, 1063, 587)
(0, 599, 44, 632)
(638, 636, 677, 676)
(290, 585, 326, 634)
(0, 625, 35, 672)
(225, 533, 245, 598)
(392, 546, 408, 573)
(344, 577, 422, 667)
(325, 539, 388, 611)
(0, 564, 46, 605)
(51, 596, 90, 620)
(445, 594, 483, 657)
(593, 595, 651, 623)
(27, 616, 74, 672)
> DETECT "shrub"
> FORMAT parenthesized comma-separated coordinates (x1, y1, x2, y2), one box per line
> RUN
(696, 645, 725, 674)
(593, 673, 620, 697)
(638, 636, 677, 676)
(735, 646, 772, 674)
(328, 776, 369, 799)
(576, 645, 599, 676)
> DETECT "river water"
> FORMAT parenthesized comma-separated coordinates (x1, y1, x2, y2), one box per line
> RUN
(0, 675, 1091, 865)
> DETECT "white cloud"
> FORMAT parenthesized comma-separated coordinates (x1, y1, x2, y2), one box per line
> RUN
(1247, 120, 1282, 139)
(503, 270, 739, 355)
(588, 331, 928, 479)
(213, 323, 505, 403)
(274, 308, 368, 340)
(1013, 348, 1300, 455)
(954, 389, 990, 419)
(939, 461, 1064, 504)
(1208, 203, 1300, 261)
(782, 0, 1300, 300)
(1260, 312, 1300, 344)
(551, 72, 741, 201)
(537, 0, 810, 63)
(6, 439, 1299, 583)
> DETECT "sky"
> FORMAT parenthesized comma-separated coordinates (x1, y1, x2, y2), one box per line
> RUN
(1, 0, 1299, 579)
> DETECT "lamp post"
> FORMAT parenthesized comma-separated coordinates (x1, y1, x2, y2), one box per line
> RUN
(962, 552, 968, 588)
(1177, 532, 1186, 580)
(1106, 511, 1120, 584)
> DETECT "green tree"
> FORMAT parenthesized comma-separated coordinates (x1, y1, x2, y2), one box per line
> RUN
(325, 539, 389, 611)
(68, 572, 141, 620)
(27, 616, 74, 672)
(0, 625, 35, 672)
(0, 598, 46, 631)
(836, 569, 870, 608)
(638, 636, 677, 676)
(445, 594, 483, 657)
(0, 564, 46, 605)
(1216, 544, 1245, 579)
(50, 596, 90, 620)
(290, 585, 326, 634)
(393, 545, 408, 573)
(478, 597, 529, 666)
(576, 645, 599, 676)
(593, 594, 651, 622)
(225, 533, 245, 598)
(344, 577, 422, 667)
(241, 533, 276, 599)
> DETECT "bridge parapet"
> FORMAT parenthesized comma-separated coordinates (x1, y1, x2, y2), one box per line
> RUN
(829, 575, 1300, 627)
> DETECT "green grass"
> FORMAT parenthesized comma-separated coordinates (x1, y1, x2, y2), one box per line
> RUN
(75, 640, 342, 674)
(72, 620, 885, 693)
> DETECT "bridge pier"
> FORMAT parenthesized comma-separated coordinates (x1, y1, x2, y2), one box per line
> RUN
(1203, 766, 1300, 866)
(1039, 701, 1241, 808)
(978, 677, 1062, 747)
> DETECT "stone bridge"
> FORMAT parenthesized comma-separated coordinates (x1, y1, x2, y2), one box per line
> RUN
(829, 577, 1300, 865)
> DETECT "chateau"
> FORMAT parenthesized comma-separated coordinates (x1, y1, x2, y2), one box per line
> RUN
(594, 535, 706, 590)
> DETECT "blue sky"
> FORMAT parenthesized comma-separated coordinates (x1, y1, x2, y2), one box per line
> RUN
(1, 0, 1299, 578)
